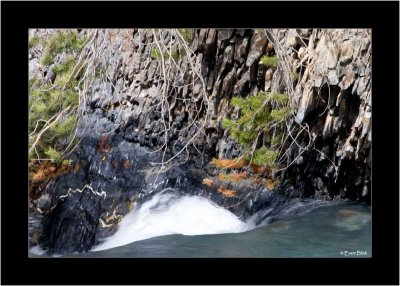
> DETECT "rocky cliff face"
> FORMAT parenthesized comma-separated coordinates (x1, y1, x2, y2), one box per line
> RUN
(268, 29, 371, 203)
(75, 28, 371, 200)
(28, 28, 371, 254)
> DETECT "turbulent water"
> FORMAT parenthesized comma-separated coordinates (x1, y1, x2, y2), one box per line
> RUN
(92, 190, 251, 251)
(29, 190, 371, 258)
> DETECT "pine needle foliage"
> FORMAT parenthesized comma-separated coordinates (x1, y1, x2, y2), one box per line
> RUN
(51, 56, 75, 75)
(221, 91, 291, 167)
(44, 147, 63, 164)
(290, 71, 299, 81)
(260, 55, 279, 68)
(177, 29, 193, 43)
(41, 30, 87, 66)
(270, 134, 283, 147)
(53, 115, 77, 138)
(271, 107, 291, 121)
(151, 48, 180, 61)
(29, 30, 87, 164)
(252, 147, 279, 166)
(28, 35, 41, 49)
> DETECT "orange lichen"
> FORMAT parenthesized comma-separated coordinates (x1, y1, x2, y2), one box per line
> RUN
(250, 164, 274, 175)
(231, 172, 247, 180)
(74, 163, 81, 172)
(217, 187, 237, 198)
(123, 160, 133, 169)
(250, 164, 265, 174)
(96, 134, 113, 154)
(266, 178, 278, 190)
(218, 172, 247, 182)
(32, 165, 56, 181)
(29, 161, 77, 196)
(202, 178, 214, 187)
(212, 158, 247, 169)
(31, 162, 75, 182)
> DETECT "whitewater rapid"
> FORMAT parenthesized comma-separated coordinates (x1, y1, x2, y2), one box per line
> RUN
(92, 190, 253, 251)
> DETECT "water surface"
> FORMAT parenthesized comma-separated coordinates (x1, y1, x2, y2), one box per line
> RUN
(29, 191, 371, 258)
(75, 202, 371, 258)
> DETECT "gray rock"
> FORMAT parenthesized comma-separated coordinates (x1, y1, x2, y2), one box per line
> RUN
(296, 156, 304, 165)
(362, 185, 369, 197)
(246, 32, 267, 67)
(37, 194, 52, 210)
(339, 41, 354, 65)
(235, 37, 249, 63)
(295, 83, 315, 123)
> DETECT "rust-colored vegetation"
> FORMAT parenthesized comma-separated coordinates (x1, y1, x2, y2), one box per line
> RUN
(29, 161, 78, 197)
(217, 187, 237, 198)
(96, 134, 113, 154)
(211, 158, 247, 169)
(31, 161, 75, 182)
(212, 157, 272, 175)
(218, 172, 247, 182)
(202, 178, 214, 187)
(123, 159, 133, 169)
(266, 178, 279, 190)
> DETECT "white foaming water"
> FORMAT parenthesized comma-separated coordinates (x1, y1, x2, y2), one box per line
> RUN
(29, 245, 46, 255)
(92, 191, 252, 251)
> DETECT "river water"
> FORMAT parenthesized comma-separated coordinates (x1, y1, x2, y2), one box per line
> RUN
(29, 190, 371, 258)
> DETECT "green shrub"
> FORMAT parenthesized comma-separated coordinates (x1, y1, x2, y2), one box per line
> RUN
(44, 147, 63, 164)
(31, 101, 48, 115)
(53, 115, 76, 138)
(28, 36, 41, 49)
(261, 55, 279, 68)
(64, 90, 79, 106)
(270, 134, 283, 146)
(41, 31, 87, 66)
(290, 71, 299, 81)
(222, 91, 291, 167)
(51, 57, 75, 75)
(54, 71, 72, 87)
(150, 48, 180, 61)
(270, 92, 288, 104)
(221, 118, 235, 129)
(177, 29, 193, 43)
(271, 107, 291, 121)
(252, 147, 279, 166)
(231, 97, 247, 108)
(30, 31, 86, 164)
(29, 77, 40, 89)
(150, 48, 162, 59)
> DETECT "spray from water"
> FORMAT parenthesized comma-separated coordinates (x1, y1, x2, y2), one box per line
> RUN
(92, 190, 254, 251)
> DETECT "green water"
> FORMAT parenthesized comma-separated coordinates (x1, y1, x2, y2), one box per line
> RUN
(68, 203, 371, 258)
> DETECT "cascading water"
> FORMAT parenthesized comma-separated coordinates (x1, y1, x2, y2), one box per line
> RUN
(92, 190, 254, 251)
(29, 188, 371, 258)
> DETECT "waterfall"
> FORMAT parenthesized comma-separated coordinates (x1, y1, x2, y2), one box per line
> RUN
(92, 190, 253, 251)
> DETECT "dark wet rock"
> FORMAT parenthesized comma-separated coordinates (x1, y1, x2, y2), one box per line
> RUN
(36, 194, 52, 210)
(41, 188, 103, 255)
(28, 211, 44, 247)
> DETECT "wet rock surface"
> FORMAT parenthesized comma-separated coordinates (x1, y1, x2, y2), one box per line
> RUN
(30, 131, 287, 254)
(41, 188, 103, 255)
